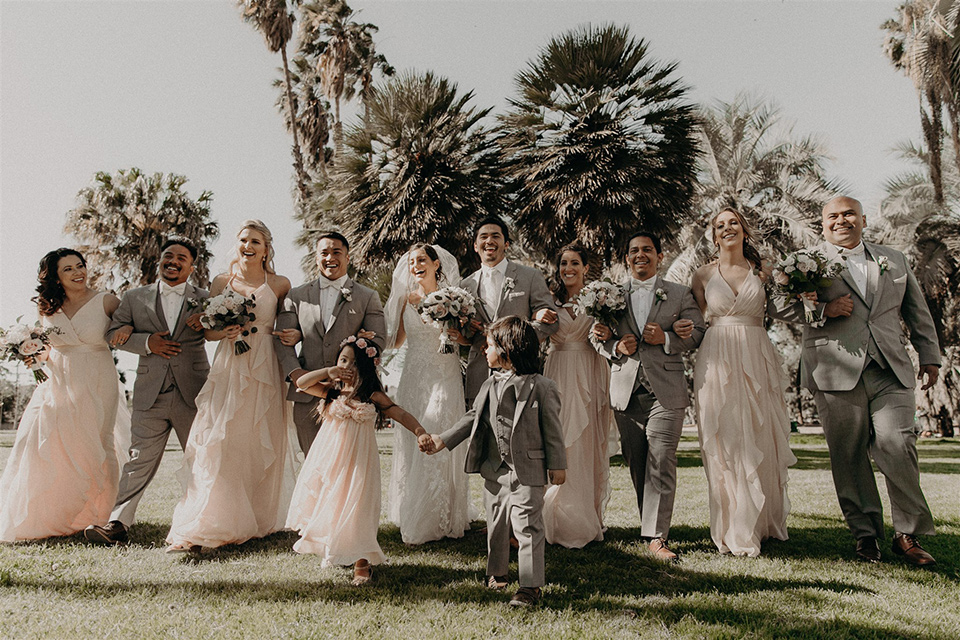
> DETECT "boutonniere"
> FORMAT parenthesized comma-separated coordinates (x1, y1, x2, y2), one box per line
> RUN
(340, 286, 353, 303)
(503, 277, 515, 293)
(185, 297, 201, 310)
(655, 288, 667, 303)
(876, 255, 889, 275)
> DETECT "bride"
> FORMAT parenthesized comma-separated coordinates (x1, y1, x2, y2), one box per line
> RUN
(385, 243, 475, 544)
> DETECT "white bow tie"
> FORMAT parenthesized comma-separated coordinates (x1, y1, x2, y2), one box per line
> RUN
(320, 278, 344, 290)
(491, 370, 514, 383)
(631, 278, 655, 292)
(840, 243, 865, 258)
(160, 282, 186, 297)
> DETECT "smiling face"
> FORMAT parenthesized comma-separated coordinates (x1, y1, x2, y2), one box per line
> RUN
(237, 228, 267, 267)
(713, 209, 745, 252)
(408, 248, 440, 287)
(474, 223, 508, 267)
(625, 235, 662, 281)
(57, 254, 88, 291)
(822, 197, 865, 249)
(159, 244, 195, 286)
(558, 250, 588, 291)
(316, 238, 349, 281)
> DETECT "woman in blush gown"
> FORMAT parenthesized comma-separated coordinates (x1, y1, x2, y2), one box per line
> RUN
(685, 208, 797, 557)
(385, 244, 475, 545)
(542, 243, 615, 548)
(166, 220, 295, 553)
(0, 248, 128, 542)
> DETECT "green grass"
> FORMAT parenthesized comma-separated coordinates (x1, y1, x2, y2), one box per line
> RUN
(1, 430, 958, 639)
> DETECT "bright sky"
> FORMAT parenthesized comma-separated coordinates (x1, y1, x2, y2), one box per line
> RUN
(1, 0, 920, 348)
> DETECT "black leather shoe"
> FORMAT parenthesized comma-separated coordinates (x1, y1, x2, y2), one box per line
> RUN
(855, 536, 881, 563)
(84, 520, 128, 545)
(892, 533, 936, 567)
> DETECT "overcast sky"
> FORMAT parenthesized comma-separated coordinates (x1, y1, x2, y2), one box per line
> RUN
(1, 0, 921, 343)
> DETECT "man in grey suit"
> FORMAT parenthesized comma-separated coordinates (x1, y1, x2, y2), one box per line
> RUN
(793, 196, 940, 566)
(456, 216, 558, 406)
(274, 231, 386, 454)
(85, 238, 210, 544)
(593, 231, 705, 561)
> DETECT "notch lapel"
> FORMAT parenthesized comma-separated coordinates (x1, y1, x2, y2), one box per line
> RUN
(865, 244, 882, 310)
(512, 375, 534, 427)
(309, 279, 327, 338)
(495, 262, 518, 314)
(171, 283, 196, 339)
(149, 285, 169, 333)
(623, 279, 643, 336)
(644, 276, 664, 326)
(468, 271, 492, 325)
(327, 279, 353, 334)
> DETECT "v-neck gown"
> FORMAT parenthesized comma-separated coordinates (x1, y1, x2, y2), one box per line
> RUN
(0, 293, 124, 541)
(693, 269, 796, 557)
(166, 282, 292, 549)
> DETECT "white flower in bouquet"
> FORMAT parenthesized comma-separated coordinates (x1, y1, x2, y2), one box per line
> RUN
(575, 278, 627, 328)
(772, 249, 846, 327)
(418, 286, 478, 354)
(200, 291, 258, 355)
(0, 320, 61, 383)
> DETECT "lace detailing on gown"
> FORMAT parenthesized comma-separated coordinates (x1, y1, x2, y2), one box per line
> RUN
(542, 308, 615, 548)
(166, 281, 293, 548)
(387, 304, 474, 544)
(286, 397, 386, 565)
(693, 269, 796, 557)
(0, 293, 124, 541)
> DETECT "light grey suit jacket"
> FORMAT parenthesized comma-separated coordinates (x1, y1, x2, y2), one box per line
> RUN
(107, 282, 210, 411)
(274, 277, 386, 403)
(439, 373, 566, 487)
(594, 276, 705, 411)
(790, 242, 940, 393)
(459, 261, 558, 403)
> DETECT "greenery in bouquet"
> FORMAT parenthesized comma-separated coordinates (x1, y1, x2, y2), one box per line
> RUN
(199, 290, 257, 355)
(771, 249, 846, 325)
(574, 278, 627, 328)
(417, 286, 478, 354)
(0, 319, 62, 383)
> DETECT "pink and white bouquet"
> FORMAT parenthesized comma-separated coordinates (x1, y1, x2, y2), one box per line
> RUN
(417, 286, 478, 354)
(772, 249, 846, 327)
(0, 320, 61, 383)
(575, 278, 628, 328)
(199, 290, 257, 355)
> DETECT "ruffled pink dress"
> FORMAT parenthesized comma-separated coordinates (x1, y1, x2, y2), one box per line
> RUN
(286, 397, 385, 565)
(166, 281, 291, 548)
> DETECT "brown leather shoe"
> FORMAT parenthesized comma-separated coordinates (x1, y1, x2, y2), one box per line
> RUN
(84, 520, 128, 545)
(648, 538, 678, 562)
(892, 533, 936, 567)
(855, 536, 881, 564)
(486, 575, 508, 590)
(509, 587, 541, 607)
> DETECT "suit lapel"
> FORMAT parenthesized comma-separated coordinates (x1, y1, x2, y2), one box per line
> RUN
(864, 243, 882, 309)
(171, 283, 196, 339)
(477, 377, 495, 428)
(839, 268, 867, 305)
(495, 262, 518, 314)
(326, 279, 353, 335)
(624, 279, 643, 336)
(644, 276, 663, 325)
(310, 279, 327, 337)
(468, 271, 492, 324)
(149, 285, 169, 333)
(512, 375, 534, 427)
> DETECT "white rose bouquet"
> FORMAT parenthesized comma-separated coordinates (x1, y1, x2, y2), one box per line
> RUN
(772, 249, 846, 326)
(417, 286, 478, 354)
(575, 278, 628, 328)
(0, 319, 62, 383)
(199, 290, 257, 355)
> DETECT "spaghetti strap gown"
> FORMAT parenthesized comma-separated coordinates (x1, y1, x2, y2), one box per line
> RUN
(0, 293, 123, 541)
(166, 279, 292, 549)
(693, 268, 796, 557)
(542, 307, 615, 548)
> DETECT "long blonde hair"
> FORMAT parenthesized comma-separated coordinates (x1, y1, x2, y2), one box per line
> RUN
(229, 219, 276, 275)
(711, 208, 764, 269)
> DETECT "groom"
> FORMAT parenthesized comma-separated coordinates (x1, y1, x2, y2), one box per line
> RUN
(85, 237, 210, 545)
(793, 195, 940, 566)
(457, 216, 558, 406)
(275, 231, 386, 454)
(593, 231, 705, 561)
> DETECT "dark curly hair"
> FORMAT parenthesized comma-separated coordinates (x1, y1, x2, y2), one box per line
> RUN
(408, 243, 443, 284)
(320, 338, 389, 429)
(550, 243, 591, 305)
(33, 248, 86, 317)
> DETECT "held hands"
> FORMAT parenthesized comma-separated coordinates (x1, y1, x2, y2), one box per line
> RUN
(110, 325, 133, 347)
(672, 319, 694, 340)
(616, 334, 638, 356)
(548, 469, 566, 485)
(824, 294, 853, 319)
(272, 328, 302, 346)
(592, 323, 613, 342)
(919, 364, 940, 391)
(147, 331, 181, 359)
(535, 308, 558, 324)
(185, 313, 204, 332)
(417, 432, 435, 453)
(424, 434, 447, 455)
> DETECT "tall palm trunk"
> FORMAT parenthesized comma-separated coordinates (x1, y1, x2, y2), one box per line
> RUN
(281, 44, 311, 216)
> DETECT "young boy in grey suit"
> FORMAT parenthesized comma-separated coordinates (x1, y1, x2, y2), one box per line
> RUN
(427, 316, 566, 607)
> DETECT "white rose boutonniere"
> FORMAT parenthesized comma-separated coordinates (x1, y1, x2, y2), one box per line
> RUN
(655, 288, 667, 303)
(340, 287, 353, 303)
(503, 277, 515, 293)
(876, 255, 889, 276)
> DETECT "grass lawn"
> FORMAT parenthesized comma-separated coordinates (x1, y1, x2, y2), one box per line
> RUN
(1, 429, 958, 639)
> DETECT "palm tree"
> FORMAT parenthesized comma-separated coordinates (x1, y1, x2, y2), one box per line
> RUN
(328, 71, 505, 272)
(273, 54, 332, 178)
(64, 169, 219, 293)
(497, 23, 700, 266)
(665, 94, 842, 285)
(236, 0, 311, 207)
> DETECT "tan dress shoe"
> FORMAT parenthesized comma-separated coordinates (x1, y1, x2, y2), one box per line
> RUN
(648, 538, 678, 562)
(892, 533, 936, 567)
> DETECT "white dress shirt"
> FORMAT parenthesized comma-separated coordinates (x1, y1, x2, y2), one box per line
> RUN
(480, 260, 509, 315)
(841, 242, 868, 298)
(319, 274, 349, 330)
(629, 276, 673, 354)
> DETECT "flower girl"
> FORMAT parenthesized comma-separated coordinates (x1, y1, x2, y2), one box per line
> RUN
(286, 335, 434, 585)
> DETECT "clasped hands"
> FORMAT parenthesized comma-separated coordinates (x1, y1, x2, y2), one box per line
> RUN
(591, 322, 666, 356)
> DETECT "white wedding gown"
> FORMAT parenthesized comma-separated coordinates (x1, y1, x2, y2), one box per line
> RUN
(387, 304, 475, 544)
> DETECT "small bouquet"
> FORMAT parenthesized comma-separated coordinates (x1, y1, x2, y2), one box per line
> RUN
(772, 249, 846, 327)
(417, 286, 478, 354)
(575, 278, 628, 328)
(0, 319, 61, 383)
(199, 290, 257, 355)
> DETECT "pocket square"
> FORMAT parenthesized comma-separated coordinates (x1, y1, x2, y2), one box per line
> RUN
(893, 275, 907, 284)
(349, 309, 357, 314)
(530, 401, 539, 409)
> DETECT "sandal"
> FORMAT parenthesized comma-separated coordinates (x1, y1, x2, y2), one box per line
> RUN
(352, 561, 372, 586)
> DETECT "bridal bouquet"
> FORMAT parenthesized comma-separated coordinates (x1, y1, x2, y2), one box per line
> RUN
(417, 286, 478, 354)
(772, 249, 846, 327)
(0, 319, 61, 383)
(575, 278, 627, 328)
(200, 290, 257, 355)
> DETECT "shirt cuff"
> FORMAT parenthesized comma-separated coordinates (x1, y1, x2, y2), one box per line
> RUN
(663, 332, 673, 355)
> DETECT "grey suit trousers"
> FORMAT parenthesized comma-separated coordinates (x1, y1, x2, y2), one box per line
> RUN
(110, 386, 195, 526)
(614, 387, 684, 540)
(482, 463, 545, 588)
(814, 361, 935, 539)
